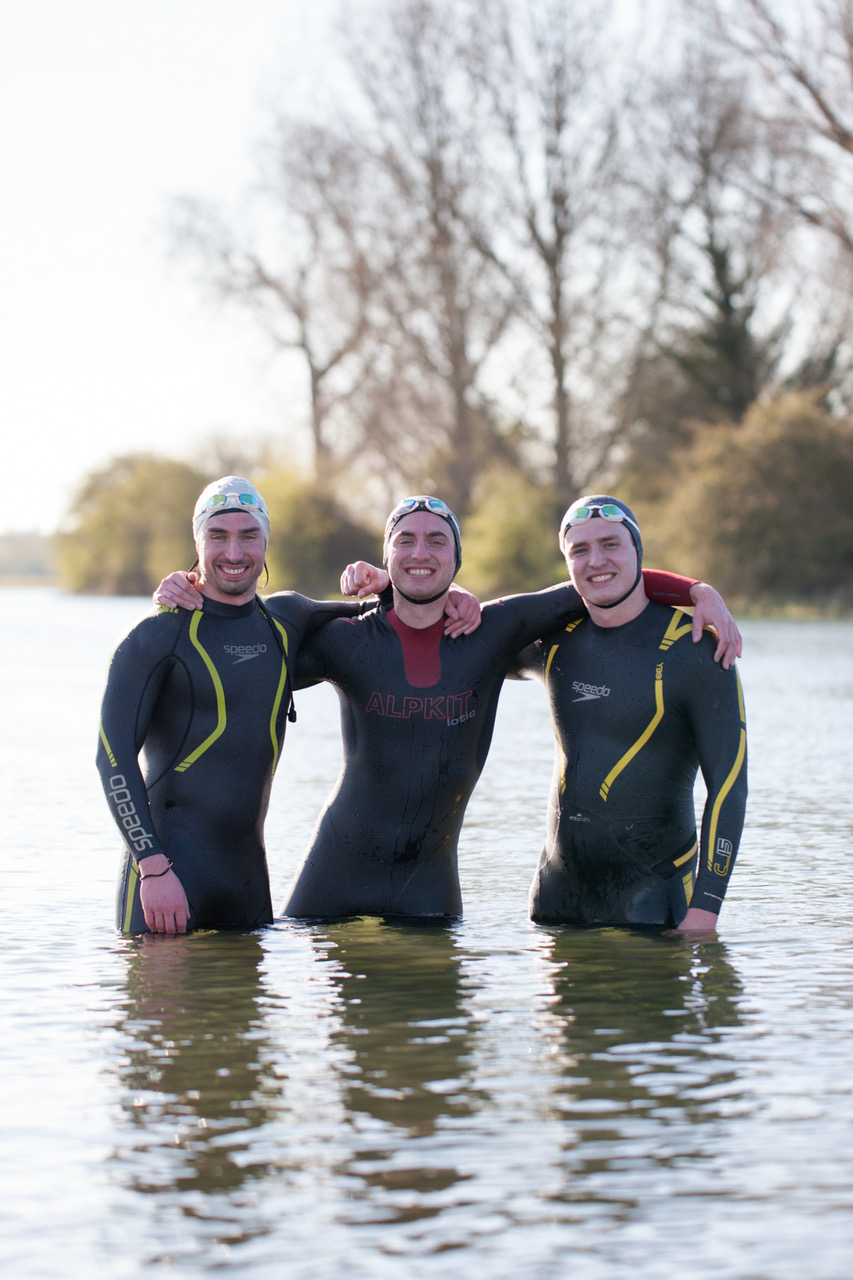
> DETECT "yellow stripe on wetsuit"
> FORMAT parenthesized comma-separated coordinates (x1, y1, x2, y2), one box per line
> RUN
(268, 618, 289, 771)
(704, 670, 747, 875)
(600, 661, 665, 800)
(175, 609, 291, 774)
(597, 612, 709, 801)
(99, 724, 117, 767)
(175, 612, 227, 772)
(548, 618, 584, 796)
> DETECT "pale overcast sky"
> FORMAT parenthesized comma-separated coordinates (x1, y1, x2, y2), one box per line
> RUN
(1, 0, 339, 535)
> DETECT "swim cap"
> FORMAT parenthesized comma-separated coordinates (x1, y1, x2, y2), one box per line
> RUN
(192, 477, 270, 547)
(383, 495, 462, 573)
(558, 495, 643, 564)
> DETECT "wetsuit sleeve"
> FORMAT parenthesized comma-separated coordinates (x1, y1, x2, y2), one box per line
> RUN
(506, 640, 548, 681)
(96, 614, 178, 864)
(643, 570, 698, 606)
(686, 655, 748, 915)
(262, 590, 371, 635)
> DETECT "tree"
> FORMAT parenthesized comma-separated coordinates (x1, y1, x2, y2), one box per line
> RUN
(466, 0, 632, 505)
(634, 393, 853, 602)
(56, 456, 205, 595)
(262, 467, 379, 597)
(692, 0, 853, 253)
(460, 466, 566, 597)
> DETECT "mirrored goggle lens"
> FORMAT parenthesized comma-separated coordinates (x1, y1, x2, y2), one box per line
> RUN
(208, 492, 262, 509)
(390, 496, 451, 520)
(565, 503, 625, 528)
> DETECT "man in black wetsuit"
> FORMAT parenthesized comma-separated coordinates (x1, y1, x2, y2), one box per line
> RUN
(279, 496, 739, 921)
(513, 496, 747, 933)
(97, 476, 377, 934)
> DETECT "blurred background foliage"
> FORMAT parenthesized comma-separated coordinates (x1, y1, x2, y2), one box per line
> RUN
(27, 2, 853, 611)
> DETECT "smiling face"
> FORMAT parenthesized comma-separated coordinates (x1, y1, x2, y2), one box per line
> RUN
(196, 510, 266, 605)
(386, 511, 457, 603)
(562, 518, 640, 610)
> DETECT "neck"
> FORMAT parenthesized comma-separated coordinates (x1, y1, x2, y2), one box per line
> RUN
(584, 582, 649, 629)
(391, 588, 449, 630)
(199, 580, 258, 608)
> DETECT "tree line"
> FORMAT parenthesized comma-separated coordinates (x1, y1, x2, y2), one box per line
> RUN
(58, 0, 853, 607)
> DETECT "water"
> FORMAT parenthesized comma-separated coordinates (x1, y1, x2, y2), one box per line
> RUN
(2, 588, 852, 1278)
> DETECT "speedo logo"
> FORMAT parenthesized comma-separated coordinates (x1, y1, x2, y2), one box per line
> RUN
(108, 774, 155, 855)
(572, 681, 611, 702)
(224, 642, 267, 663)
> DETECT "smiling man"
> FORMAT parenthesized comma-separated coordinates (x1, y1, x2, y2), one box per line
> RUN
(280, 495, 736, 921)
(513, 495, 748, 933)
(96, 476, 381, 934)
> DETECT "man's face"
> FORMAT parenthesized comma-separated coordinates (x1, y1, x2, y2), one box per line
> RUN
(563, 518, 638, 607)
(197, 511, 266, 605)
(386, 512, 457, 601)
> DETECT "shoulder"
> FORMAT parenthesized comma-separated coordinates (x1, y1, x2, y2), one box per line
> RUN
(107, 607, 185, 670)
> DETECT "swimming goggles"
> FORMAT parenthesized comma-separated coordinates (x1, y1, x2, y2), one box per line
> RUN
(388, 496, 455, 522)
(561, 502, 640, 535)
(203, 492, 267, 513)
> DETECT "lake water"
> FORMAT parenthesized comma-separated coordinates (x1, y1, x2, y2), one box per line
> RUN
(1, 587, 852, 1279)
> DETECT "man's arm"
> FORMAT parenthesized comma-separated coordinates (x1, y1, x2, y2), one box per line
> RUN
(677, 650, 748, 933)
(340, 561, 481, 637)
(96, 619, 190, 933)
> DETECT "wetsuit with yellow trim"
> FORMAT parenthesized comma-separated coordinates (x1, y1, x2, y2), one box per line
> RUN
(282, 573, 702, 920)
(97, 592, 362, 933)
(513, 601, 747, 927)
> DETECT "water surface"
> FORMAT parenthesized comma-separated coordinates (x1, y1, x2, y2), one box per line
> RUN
(1, 589, 852, 1278)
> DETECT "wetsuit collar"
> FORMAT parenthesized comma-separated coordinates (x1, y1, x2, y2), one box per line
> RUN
(200, 595, 259, 619)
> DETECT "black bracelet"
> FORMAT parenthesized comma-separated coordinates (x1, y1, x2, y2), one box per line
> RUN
(139, 860, 173, 880)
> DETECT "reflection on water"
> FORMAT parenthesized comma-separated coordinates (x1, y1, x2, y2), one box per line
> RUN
(537, 930, 744, 1207)
(4, 591, 853, 1278)
(313, 921, 478, 1224)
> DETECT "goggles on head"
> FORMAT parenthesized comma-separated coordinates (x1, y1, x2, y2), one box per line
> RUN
(388, 495, 454, 523)
(559, 502, 639, 549)
(202, 491, 266, 514)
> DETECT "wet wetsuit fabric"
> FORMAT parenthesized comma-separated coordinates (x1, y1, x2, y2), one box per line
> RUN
(97, 592, 360, 933)
(515, 602, 747, 926)
(283, 574, 700, 920)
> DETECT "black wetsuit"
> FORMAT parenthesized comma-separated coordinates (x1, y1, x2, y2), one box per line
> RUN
(282, 575, 700, 920)
(97, 592, 360, 933)
(514, 602, 747, 927)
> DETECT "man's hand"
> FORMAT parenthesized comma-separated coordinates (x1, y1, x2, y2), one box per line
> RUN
(340, 561, 389, 598)
(688, 583, 743, 668)
(138, 857, 190, 934)
(154, 571, 205, 611)
(673, 907, 719, 935)
(445, 586, 481, 637)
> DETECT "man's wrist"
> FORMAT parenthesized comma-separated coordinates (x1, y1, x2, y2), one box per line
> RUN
(136, 853, 170, 873)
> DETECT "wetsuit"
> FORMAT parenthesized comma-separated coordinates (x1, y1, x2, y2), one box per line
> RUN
(97, 592, 361, 933)
(283, 574, 701, 920)
(513, 601, 747, 927)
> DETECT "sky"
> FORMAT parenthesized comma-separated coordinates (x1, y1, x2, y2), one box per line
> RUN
(1, 0, 339, 536)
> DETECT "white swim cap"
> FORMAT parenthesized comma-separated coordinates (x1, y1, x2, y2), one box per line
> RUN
(192, 477, 270, 546)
